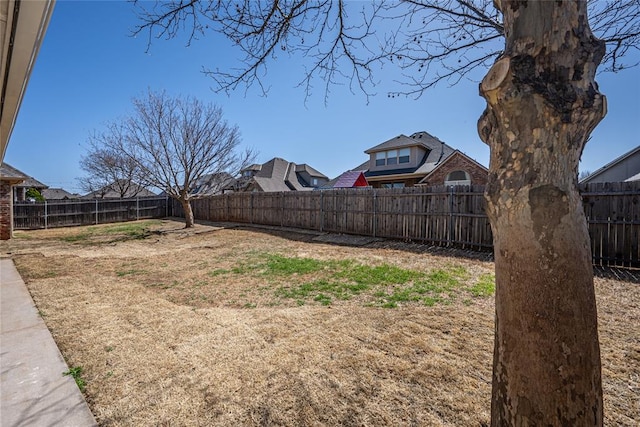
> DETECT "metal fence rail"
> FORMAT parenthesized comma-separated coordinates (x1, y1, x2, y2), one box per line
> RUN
(13, 196, 169, 229)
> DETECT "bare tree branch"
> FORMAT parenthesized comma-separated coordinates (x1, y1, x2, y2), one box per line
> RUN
(78, 127, 146, 198)
(132, 0, 639, 100)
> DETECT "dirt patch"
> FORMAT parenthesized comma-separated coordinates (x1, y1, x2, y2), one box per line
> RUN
(2, 219, 638, 426)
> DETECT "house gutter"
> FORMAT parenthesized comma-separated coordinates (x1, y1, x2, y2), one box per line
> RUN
(365, 172, 427, 182)
(0, 0, 55, 162)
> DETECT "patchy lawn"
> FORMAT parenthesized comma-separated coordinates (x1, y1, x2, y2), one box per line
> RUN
(2, 219, 638, 426)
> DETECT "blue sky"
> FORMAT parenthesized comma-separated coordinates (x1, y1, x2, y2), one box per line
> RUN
(6, 1, 639, 193)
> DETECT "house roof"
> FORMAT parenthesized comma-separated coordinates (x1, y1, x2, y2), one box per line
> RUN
(364, 131, 446, 153)
(332, 171, 368, 188)
(81, 180, 156, 199)
(0, 162, 48, 188)
(241, 163, 263, 172)
(252, 158, 301, 192)
(41, 187, 80, 199)
(295, 163, 328, 179)
(192, 172, 235, 196)
(247, 157, 327, 192)
(580, 145, 640, 183)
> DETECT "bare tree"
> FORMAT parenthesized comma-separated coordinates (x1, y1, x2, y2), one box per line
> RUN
(78, 134, 144, 198)
(132, 0, 640, 424)
(100, 90, 254, 227)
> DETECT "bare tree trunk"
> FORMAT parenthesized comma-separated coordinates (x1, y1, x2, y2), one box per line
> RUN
(478, 1, 605, 425)
(180, 198, 195, 228)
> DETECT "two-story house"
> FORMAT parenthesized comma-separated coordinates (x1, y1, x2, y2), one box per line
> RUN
(353, 131, 488, 188)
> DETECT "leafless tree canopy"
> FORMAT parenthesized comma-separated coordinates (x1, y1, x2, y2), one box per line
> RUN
(119, 91, 254, 201)
(92, 91, 253, 201)
(78, 135, 143, 198)
(133, 0, 639, 99)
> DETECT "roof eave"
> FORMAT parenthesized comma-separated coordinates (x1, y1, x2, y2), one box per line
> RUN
(1, 0, 56, 162)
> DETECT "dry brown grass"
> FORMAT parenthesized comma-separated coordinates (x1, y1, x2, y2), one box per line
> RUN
(2, 219, 638, 426)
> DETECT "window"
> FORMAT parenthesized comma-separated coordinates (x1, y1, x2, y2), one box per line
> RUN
(312, 178, 319, 186)
(387, 150, 398, 165)
(398, 148, 410, 164)
(445, 170, 471, 186)
(382, 182, 405, 189)
(374, 148, 411, 166)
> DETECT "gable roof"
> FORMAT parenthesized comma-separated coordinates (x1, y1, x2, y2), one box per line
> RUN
(418, 150, 489, 184)
(580, 145, 640, 183)
(0, 162, 48, 188)
(365, 131, 446, 153)
(333, 171, 368, 188)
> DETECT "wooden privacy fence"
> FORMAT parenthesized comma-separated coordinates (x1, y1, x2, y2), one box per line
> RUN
(177, 183, 640, 268)
(581, 182, 640, 268)
(183, 185, 494, 249)
(13, 196, 169, 229)
(12, 183, 638, 267)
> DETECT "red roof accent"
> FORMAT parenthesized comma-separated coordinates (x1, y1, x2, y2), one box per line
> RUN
(334, 171, 368, 188)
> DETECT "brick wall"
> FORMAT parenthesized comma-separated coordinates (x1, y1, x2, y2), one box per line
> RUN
(421, 152, 488, 186)
(0, 181, 13, 240)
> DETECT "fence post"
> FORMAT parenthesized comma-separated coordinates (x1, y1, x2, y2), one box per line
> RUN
(165, 196, 169, 218)
(280, 192, 284, 227)
(320, 191, 324, 232)
(95, 199, 98, 225)
(136, 197, 139, 220)
(373, 189, 377, 238)
(44, 200, 48, 230)
(448, 186, 454, 246)
(250, 192, 254, 224)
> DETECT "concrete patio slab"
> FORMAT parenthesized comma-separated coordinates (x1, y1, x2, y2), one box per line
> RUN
(1, 258, 96, 427)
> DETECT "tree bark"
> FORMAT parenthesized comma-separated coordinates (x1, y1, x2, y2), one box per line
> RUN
(478, 1, 606, 425)
(180, 198, 195, 228)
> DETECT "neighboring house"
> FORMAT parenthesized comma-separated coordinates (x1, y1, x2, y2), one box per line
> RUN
(41, 188, 80, 200)
(580, 146, 640, 184)
(190, 172, 236, 196)
(320, 170, 369, 189)
(81, 180, 157, 199)
(347, 131, 488, 188)
(233, 158, 329, 192)
(0, 163, 48, 201)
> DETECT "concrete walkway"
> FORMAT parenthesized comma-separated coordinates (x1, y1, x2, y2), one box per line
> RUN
(1, 258, 96, 427)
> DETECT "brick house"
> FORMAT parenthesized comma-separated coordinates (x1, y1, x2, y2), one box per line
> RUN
(346, 131, 487, 188)
(418, 150, 489, 186)
(0, 168, 24, 240)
